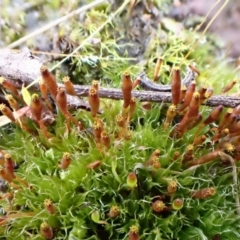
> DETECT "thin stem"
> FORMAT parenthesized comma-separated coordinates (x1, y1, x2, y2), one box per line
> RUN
(5, 0, 107, 49)
(219, 152, 240, 221)
(50, 0, 130, 72)
(181, 0, 229, 66)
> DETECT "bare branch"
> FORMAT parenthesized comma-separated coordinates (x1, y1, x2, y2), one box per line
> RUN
(0, 48, 239, 108)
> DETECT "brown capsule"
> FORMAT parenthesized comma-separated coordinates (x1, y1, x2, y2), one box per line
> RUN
(153, 58, 163, 82)
(132, 76, 141, 89)
(212, 128, 229, 142)
(178, 81, 196, 112)
(0, 166, 14, 183)
(30, 94, 44, 121)
(152, 200, 165, 213)
(129, 225, 140, 240)
(121, 71, 132, 108)
(39, 79, 48, 99)
(88, 87, 100, 118)
(198, 85, 208, 104)
(191, 187, 215, 199)
(152, 158, 161, 169)
(115, 115, 125, 127)
(186, 114, 202, 131)
(204, 88, 214, 99)
(233, 145, 240, 161)
(187, 150, 220, 168)
(0, 103, 16, 122)
(146, 149, 160, 166)
(5, 95, 19, 110)
(58, 152, 71, 170)
(179, 85, 187, 103)
(218, 108, 233, 131)
(0, 77, 19, 96)
(4, 154, 15, 179)
(219, 128, 229, 138)
(56, 88, 82, 131)
(233, 105, 240, 115)
(164, 105, 177, 129)
(188, 64, 200, 76)
(187, 92, 200, 119)
(93, 118, 104, 143)
(63, 76, 76, 96)
(86, 160, 102, 169)
(40, 222, 53, 239)
(218, 142, 235, 154)
(44, 199, 55, 215)
(167, 180, 177, 195)
(193, 135, 206, 146)
(108, 205, 120, 218)
(203, 105, 223, 125)
(171, 118, 187, 138)
(141, 101, 152, 110)
(223, 113, 237, 130)
(146, 155, 158, 167)
(222, 79, 237, 93)
(128, 97, 137, 120)
(56, 88, 68, 114)
(229, 121, 240, 134)
(29, 95, 50, 138)
(124, 131, 132, 141)
(186, 144, 194, 154)
(182, 145, 194, 163)
(171, 67, 181, 105)
(101, 131, 110, 149)
(38, 119, 51, 139)
(40, 66, 58, 99)
(229, 136, 240, 147)
(173, 151, 180, 160)
(172, 105, 200, 138)
(39, 80, 53, 111)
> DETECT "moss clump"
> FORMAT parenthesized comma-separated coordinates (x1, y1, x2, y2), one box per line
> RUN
(0, 1, 240, 239)
(0, 61, 239, 239)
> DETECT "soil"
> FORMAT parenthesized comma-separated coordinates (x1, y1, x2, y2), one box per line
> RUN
(113, 0, 240, 60)
(170, 0, 240, 58)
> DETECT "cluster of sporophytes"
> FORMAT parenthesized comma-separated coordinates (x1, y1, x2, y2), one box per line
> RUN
(0, 59, 239, 240)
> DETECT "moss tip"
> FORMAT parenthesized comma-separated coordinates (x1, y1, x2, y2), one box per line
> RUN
(0, 103, 6, 111)
(63, 76, 70, 82)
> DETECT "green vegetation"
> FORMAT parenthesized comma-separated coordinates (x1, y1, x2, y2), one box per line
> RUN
(0, 0, 239, 239)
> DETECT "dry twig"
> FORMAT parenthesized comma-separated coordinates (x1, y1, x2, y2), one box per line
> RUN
(0, 49, 240, 108)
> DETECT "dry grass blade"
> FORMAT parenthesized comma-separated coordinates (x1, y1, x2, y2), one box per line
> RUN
(5, 0, 107, 49)
(0, 107, 29, 127)
(26, 0, 131, 89)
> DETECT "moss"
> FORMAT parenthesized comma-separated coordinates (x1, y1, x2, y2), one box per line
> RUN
(0, 1, 240, 239)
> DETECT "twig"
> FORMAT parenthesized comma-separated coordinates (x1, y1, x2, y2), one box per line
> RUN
(4, 0, 107, 49)
(3, 78, 240, 109)
(0, 48, 43, 86)
(28, 84, 240, 108)
(219, 152, 240, 221)
(0, 49, 240, 108)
